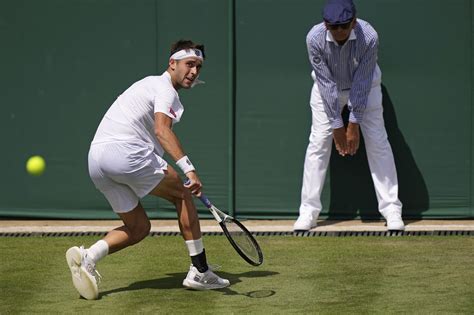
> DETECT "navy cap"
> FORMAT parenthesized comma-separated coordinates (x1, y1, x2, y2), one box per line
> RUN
(322, 0, 356, 25)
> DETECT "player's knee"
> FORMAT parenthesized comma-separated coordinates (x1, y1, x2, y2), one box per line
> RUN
(160, 169, 194, 204)
(129, 221, 151, 244)
(167, 174, 190, 203)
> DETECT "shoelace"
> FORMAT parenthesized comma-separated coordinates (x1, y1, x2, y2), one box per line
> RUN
(202, 275, 220, 285)
(202, 265, 226, 284)
(81, 248, 102, 284)
(85, 262, 102, 284)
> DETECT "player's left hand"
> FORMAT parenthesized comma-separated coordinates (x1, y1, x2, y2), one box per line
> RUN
(346, 122, 360, 155)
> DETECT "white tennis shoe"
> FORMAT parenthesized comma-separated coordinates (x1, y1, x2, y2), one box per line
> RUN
(66, 246, 101, 300)
(293, 213, 318, 231)
(182, 265, 230, 290)
(382, 210, 405, 231)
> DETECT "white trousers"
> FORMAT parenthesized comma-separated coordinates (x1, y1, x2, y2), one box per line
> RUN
(299, 82, 402, 217)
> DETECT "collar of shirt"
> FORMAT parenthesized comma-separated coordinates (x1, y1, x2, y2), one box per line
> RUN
(162, 70, 178, 91)
(163, 70, 172, 81)
(326, 29, 357, 46)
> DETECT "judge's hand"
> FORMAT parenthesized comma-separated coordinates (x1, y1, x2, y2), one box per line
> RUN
(346, 122, 360, 156)
(332, 127, 348, 156)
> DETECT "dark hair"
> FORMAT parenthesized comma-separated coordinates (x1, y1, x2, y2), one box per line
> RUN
(170, 40, 206, 59)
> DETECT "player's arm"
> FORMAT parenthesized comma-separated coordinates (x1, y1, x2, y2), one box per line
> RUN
(307, 32, 347, 156)
(154, 112, 202, 194)
(154, 112, 185, 160)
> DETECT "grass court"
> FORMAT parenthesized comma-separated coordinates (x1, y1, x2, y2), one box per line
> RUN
(1, 235, 473, 314)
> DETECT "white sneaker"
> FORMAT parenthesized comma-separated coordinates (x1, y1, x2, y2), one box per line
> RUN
(182, 265, 230, 290)
(383, 211, 405, 231)
(293, 213, 318, 231)
(66, 246, 101, 300)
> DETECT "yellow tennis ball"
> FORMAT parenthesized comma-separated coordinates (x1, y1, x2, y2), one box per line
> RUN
(26, 155, 46, 176)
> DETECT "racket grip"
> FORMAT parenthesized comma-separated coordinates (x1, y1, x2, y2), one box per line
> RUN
(184, 178, 212, 208)
(197, 194, 212, 209)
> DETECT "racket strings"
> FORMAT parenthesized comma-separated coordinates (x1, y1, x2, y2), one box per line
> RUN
(225, 221, 260, 262)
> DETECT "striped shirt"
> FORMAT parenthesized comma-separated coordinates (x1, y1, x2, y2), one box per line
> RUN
(306, 19, 380, 128)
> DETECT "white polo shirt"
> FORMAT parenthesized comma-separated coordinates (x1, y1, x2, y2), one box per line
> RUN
(91, 71, 184, 157)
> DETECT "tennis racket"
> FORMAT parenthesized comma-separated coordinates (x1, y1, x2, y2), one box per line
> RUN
(185, 181, 263, 266)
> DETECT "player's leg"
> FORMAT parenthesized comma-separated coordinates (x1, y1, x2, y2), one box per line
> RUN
(65, 202, 150, 300)
(359, 84, 404, 230)
(103, 202, 151, 252)
(295, 82, 333, 231)
(148, 166, 201, 241)
(148, 166, 230, 290)
(66, 142, 154, 299)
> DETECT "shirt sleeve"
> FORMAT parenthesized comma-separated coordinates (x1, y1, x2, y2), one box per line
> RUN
(307, 32, 344, 129)
(347, 34, 378, 124)
(153, 86, 181, 123)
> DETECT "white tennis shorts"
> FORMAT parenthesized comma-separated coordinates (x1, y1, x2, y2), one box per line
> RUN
(88, 141, 167, 213)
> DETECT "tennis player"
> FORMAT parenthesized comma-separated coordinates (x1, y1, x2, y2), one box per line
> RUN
(294, 0, 405, 232)
(66, 40, 229, 300)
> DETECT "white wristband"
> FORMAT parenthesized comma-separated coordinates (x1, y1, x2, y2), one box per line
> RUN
(176, 155, 195, 174)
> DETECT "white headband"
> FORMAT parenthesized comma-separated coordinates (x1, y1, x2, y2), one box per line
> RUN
(170, 48, 204, 61)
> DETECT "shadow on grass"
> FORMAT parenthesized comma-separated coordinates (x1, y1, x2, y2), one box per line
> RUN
(99, 270, 278, 299)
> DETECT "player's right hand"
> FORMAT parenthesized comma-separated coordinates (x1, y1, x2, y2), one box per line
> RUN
(184, 172, 202, 197)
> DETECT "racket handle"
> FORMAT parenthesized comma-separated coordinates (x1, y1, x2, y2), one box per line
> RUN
(197, 194, 212, 209)
(184, 178, 212, 208)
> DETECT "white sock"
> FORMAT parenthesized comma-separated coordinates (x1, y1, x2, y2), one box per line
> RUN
(87, 240, 109, 263)
(185, 238, 204, 256)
